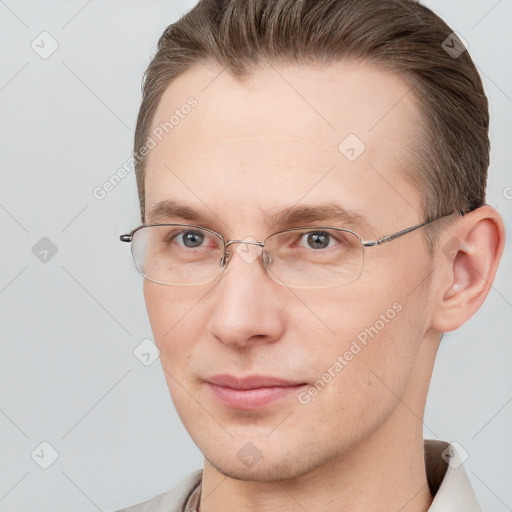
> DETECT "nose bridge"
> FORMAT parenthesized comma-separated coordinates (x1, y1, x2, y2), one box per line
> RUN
(225, 239, 265, 249)
(222, 238, 268, 269)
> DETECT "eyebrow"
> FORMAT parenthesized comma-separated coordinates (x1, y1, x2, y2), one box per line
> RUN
(266, 203, 372, 232)
(146, 199, 373, 233)
(147, 200, 203, 224)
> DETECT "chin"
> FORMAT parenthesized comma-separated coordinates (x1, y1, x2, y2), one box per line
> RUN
(207, 457, 308, 482)
(202, 442, 326, 483)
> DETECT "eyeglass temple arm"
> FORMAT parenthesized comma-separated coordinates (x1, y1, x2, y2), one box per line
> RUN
(361, 216, 445, 247)
(120, 234, 132, 242)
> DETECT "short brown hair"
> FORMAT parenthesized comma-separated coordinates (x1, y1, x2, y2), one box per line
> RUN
(134, 0, 489, 249)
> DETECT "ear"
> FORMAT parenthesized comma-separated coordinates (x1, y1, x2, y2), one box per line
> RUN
(430, 206, 506, 332)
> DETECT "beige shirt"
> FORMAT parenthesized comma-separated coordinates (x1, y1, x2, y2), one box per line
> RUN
(116, 439, 482, 512)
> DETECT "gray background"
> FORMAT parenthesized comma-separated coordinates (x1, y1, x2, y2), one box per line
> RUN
(0, 1, 510, 511)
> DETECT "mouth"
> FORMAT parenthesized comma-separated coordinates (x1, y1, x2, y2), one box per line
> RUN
(204, 374, 308, 410)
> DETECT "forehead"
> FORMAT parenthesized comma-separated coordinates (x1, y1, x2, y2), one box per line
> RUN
(144, 60, 422, 232)
(149, 59, 420, 150)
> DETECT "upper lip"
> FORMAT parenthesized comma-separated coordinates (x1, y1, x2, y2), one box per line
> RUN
(205, 374, 306, 390)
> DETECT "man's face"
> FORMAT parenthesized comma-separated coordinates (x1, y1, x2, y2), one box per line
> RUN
(143, 60, 436, 481)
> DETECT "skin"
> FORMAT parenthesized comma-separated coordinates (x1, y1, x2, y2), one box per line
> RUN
(141, 60, 505, 511)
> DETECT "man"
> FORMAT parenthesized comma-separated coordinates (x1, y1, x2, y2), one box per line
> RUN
(117, 0, 505, 510)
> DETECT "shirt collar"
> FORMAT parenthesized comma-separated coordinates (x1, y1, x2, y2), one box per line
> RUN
(425, 439, 482, 511)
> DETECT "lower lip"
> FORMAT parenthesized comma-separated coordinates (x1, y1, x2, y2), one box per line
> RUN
(205, 383, 306, 409)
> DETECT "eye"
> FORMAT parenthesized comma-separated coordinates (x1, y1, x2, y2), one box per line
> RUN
(177, 230, 206, 248)
(298, 231, 337, 250)
(166, 228, 224, 252)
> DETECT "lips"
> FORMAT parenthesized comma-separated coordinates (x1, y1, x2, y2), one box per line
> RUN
(204, 374, 307, 409)
(206, 374, 306, 389)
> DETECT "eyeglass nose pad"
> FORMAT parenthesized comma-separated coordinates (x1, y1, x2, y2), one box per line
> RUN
(262, 249, 273, 266)
(220, 249, 232, 268)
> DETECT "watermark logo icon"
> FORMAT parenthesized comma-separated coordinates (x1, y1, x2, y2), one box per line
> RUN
(235, 237, 262, 264)
(442, 32, 468, 59)
(237, 442, 263, 468)
(133, 338, 160, 367)
(338, 134, 366, 162)
(31, 441, 59, 469)
(32, 237, 58, 263)
(31, 32, 59, 59)
(441, 441, 469, 469)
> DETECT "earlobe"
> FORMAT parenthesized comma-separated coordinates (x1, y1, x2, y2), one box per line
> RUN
(430, 207, 505, 333)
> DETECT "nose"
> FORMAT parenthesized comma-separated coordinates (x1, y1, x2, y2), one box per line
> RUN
(220, 239, 273, 268)
(206, 241, 286, 349)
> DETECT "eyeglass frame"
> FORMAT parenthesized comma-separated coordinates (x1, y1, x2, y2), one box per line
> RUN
(119, 211, 458, 287)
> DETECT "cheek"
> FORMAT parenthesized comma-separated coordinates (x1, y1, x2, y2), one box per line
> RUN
(291, 296, 423, 447)
(143, 280, 209, 367)
(295, 271, 426, 399)
(143, 281, 211, 423)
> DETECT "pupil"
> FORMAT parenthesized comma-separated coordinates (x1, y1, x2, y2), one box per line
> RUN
(307, 231, 329, 249)
(183, 231, 204, 247)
